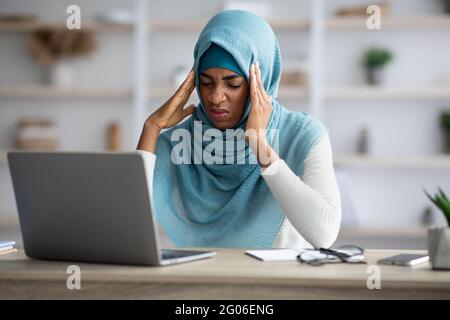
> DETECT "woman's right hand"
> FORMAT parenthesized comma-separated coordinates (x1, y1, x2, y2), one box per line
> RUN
(146, 69, 196, 130)
(137, 69, 196, 153)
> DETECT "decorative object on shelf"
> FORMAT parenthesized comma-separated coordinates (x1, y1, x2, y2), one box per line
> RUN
(106, 122, 121, 151)
(421, 206, 435, 227)
(0, 14, 37, 23)
(171, 65, 191, 88)
(280, 57, 309, 87)
(362, 47, 393, 85)
(26, 27, 97, 87)
(95, 10, 134, 25)
(424, 187, 450, 270)
(356, 126, 370, 155)
(222, 1, 272, 19)
(335, 1, 390, 17)
(440, 110, 450, 154)
(15, 118, 58, 150)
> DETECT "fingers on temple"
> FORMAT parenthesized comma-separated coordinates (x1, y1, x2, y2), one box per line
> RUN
(183, 104, 196, 117)
(255, 63, 268, 102)
(176, 70, 195, 99)
(250, 63, 260, 105)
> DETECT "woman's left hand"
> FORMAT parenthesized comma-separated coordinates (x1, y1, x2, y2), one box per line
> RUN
(245, 62, 272, 144)
(245, 62, 279, 167)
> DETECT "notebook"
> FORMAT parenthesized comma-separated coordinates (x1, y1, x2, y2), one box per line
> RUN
(245, 248, 306, 262)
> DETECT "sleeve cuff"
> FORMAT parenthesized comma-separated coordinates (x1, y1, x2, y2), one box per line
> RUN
(261, 158, 284, 176)
(135, 149, 157, 161)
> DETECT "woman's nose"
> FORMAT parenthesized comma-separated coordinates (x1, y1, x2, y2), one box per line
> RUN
(208, 86, 226, 105)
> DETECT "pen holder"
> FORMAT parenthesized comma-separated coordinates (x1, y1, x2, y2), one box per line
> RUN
(428, 227, 450, 270)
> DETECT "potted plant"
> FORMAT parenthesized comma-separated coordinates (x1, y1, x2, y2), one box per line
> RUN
(440, 110, 450, 153)
(424, 188, 450, 270)
(26, 27, 97, 87)
(362, 47, 393, 85)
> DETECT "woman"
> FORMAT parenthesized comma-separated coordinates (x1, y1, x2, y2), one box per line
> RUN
(137, 10, 341, 249)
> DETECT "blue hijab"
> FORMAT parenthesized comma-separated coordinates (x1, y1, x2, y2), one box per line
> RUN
(153, 10, 327, 248)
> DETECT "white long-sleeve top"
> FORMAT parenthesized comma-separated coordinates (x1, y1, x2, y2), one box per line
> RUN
(136, 132, 341, 249)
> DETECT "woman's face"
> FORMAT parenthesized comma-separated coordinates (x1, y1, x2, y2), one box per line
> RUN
(199, 67, 249, 129)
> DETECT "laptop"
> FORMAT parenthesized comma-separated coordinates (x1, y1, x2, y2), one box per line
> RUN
(7, 151, 216, 266)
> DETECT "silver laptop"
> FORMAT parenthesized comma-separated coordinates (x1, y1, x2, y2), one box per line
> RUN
(7, 151, 216, 266)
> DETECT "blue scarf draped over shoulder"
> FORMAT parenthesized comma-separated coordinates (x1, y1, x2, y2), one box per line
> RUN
(153, 10, 327, 248)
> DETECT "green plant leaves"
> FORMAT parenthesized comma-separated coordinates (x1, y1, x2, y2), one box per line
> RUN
(424, 187, 450, 227)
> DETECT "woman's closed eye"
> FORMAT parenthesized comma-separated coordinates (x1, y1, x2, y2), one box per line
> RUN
(200, 80, 243, 89)
(228, 82, 242, 89)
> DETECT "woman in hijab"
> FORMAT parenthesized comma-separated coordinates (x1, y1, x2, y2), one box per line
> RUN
(137, 10, 341, 249)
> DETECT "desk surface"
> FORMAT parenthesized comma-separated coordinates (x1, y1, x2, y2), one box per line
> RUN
(1, 249, 449, 299)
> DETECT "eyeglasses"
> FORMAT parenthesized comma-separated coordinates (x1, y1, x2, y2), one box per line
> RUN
(296, 245, 366, 266)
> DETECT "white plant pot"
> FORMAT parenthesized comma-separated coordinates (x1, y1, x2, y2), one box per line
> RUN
(366, 67, 385, 85)
(428, 227, 450, 270)
(49, 60, 74, 87)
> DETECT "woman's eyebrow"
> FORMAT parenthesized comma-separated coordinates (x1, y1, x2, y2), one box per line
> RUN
(199, 72, 242, 80)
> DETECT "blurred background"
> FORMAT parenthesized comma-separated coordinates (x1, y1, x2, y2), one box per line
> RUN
(1, 0, 450, 249)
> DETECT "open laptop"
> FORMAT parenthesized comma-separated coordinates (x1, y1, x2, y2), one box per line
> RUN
(7, 151, 216, 266)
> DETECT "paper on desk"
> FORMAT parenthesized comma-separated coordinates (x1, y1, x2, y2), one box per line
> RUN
(245, 248, 306, 262)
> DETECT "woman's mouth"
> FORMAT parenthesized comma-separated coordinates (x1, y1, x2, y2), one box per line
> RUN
(208, 108, 230, 122)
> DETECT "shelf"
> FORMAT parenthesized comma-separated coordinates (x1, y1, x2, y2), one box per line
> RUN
(327, 15, 450, 30)
(146, 85, 308, 100)
(3, 149, 450, 170)
(0, 20, 309, 33)
(339, 226, 428, 238)
(334, 154, 450, 169)
(146, 85, 450, 100)
(149, 16, 450, 32)
(325, 86, 450, 100)
(149, 20, 309, 32)
(0, 86, 132, 99)
(2, 16, 449, 33)
(2, 85, 449, 101)
(0, 21, 133, 32)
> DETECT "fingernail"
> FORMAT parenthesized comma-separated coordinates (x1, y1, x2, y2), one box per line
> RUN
(255, 61, 260, 69)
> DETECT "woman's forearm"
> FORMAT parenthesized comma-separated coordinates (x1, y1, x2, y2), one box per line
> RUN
(136, 121, 161, 153)
(261, 134, 342, 249)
